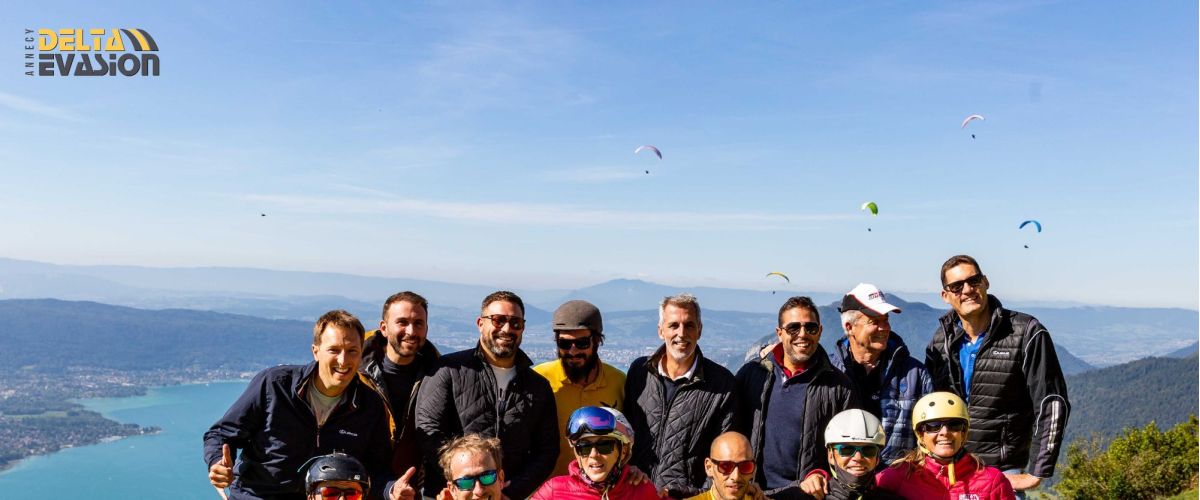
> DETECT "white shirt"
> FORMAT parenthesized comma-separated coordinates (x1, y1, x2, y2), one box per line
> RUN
(658, 353, 699, 381)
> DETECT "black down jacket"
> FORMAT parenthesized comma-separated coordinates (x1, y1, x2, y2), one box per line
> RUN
(413, 343, 558, 499)
(359, 330, 441, 485)
(623, 346, 737, 499)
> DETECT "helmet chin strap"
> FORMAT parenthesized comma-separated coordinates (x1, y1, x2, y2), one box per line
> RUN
(920, 444, 967, 485)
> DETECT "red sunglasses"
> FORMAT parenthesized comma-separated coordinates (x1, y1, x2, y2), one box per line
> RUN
(712, 459, 755, 475)
(316, 486, 362, 500)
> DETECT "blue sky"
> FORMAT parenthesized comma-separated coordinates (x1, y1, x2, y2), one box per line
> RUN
(1, 1, 1196, 308)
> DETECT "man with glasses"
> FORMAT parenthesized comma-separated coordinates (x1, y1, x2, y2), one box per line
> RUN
(797, 410, 902, 500)
(534, 300, 627, 477)
(925, 255, 1070, 498)
(435, 434, 506, 500)
(415, 291, 558, 499)
(686, 431, 764, 500)
(624, 293, 738, 498)
(828, 283, 931, 464)
(734, 296, 855, 500)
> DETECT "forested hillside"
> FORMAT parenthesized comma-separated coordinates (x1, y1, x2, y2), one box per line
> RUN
(1062, 354, 1199, 446)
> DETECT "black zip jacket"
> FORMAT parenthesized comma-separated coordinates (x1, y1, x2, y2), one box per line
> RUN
(359, 331, 440, 484)
(203, 362, 394, 500)
(623, 346, 737, 499)
(925, 295, 1070, 478)
(413, 344, 559, 499)
(734, 344, 855, 496)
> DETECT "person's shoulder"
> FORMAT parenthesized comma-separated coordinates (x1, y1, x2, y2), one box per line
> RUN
(699, 356, 735, 383)
(599, 362, 626, 383)
(439, 348, 478, 367)
(876, 461, 914, 486)
(626, 356, 651, 376)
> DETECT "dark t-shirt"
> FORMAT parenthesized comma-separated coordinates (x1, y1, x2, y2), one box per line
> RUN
(844, 348, 892, 419)
(382, 357, 420, 418)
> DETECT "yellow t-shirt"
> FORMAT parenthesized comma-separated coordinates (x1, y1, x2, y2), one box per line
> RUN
(532, 359, 626, 478)
(685, 491, 754, 500)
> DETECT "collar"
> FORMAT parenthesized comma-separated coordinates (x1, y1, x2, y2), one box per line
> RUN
(658, 352, 699, 381)
(771, 343, 807, 379)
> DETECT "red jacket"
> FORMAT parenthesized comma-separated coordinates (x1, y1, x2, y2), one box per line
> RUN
(531, 461, 663, 500)
(876, 453, 1015, 500)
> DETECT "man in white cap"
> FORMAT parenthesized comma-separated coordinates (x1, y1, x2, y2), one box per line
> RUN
(828, 283, 932, 465)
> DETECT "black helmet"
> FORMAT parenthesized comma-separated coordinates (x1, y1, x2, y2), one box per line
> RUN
(301, 452, 370, 493)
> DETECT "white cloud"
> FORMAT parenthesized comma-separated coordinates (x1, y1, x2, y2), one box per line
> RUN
(542, 166, 645, 183)
(0, 91, 84, 122)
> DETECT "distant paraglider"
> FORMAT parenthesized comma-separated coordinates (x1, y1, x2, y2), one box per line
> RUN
(962, 114, 984, 139)
(766, 272, 790, 295)
(1020, 219, 1042, 249)
(861, 201, 878, 231)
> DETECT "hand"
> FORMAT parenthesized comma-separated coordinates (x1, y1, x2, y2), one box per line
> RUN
(746, 482, 768, 500)
(389, 467, 417, 500)
(1004, 472, 1042, 491)
(626, 465, 650, 486)
(208, 443, 234, 499)
(799, 473, 828, 499)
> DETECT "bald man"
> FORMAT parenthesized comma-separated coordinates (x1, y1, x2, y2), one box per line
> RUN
(687, 432, 766, 500)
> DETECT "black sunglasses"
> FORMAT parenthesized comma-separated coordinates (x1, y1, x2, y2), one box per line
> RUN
(918, 419, 967, 434)
(832, 444, 879, 458)
(480, 314, 525, 330)
(943, 274, 986, 294)
(782, 321, 820, 336)
(711, 460, 755, 475)
(556, 336, 593, 350)
(452, 470, 499, 491)
(573, 439, 619, 456)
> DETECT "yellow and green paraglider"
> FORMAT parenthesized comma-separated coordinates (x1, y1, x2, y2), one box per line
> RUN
(766, 272, 790, 295)
(861, 201, 878, 231)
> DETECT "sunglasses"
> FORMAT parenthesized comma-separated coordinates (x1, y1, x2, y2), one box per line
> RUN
(782, 321, 820, 336)
(711, 460, 755, 475)
(452, 470, 499, 491)
(556, 336, 593, 350)
(480, 314, 525, 330)
(943, 274, 986, 294)
(918, 419, 967, 434)
(574, 439, 619, 456)
(832, 444, 880, 458)
(315, 486, 362, 500)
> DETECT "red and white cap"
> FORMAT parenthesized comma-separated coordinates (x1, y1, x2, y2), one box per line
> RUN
(838, 283, 901, 317)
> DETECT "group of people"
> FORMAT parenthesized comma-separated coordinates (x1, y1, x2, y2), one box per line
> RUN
(203, 254, 1070, 500)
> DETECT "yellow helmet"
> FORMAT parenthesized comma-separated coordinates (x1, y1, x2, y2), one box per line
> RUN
(912, 391, 969, 433)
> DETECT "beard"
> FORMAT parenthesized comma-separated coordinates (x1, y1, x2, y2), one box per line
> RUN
(388, 334, 422, 359)
(561, 352, 600, 384)
(483, 332, 518, 359)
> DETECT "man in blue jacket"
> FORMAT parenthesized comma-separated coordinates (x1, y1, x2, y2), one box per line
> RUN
(204, 310, 395, 500)
(828, 283, 931, 464)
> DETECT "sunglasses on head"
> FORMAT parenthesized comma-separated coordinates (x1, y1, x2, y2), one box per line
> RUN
(452, 470, 499, 491)
(556, 336, 593, 350)
(918, 419, 967, 434)
(711, 460, 755, 475)
(574, 439, 619, 456)
(480, 314, 525, 330)
(782, 321, 820, 336)
(832, 444, 879, 458)
(315, 486, 362, 500)
(943, 274, 986, 294)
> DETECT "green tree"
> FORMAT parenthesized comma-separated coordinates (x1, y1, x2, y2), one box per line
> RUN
(1056, 415, 1198, 499)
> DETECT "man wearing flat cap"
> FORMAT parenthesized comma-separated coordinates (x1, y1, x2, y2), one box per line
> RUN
(534, 299, 627, 477)
(830, 283, 931, 465)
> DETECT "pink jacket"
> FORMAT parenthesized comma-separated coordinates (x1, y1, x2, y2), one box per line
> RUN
(876, 454, 1015, 500)
(530, 461, 663, 500)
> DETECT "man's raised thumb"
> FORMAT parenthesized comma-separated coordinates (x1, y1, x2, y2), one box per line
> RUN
(221, 444, 233, 467)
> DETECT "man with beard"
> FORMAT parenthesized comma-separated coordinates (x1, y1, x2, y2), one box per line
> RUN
(827, 283, 931, 465)
(415, 291, 558, 500)
(624, 293, 737, 498)
(734, 296, 855, 500)
(361, 291, 441, 489)
(534, 300, 627, 477)
(925, 255, 1069, 498)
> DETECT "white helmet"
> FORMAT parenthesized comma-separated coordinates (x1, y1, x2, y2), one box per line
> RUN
(824, 409, 886, 447)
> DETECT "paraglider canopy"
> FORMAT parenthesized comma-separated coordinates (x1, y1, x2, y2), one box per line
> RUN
(765, 272, 790, 283)
(1019, 220, 1042, 232)
(961, 114, 985, 129)
(634, 145, 662, 159)
(860, 202, 878, 216)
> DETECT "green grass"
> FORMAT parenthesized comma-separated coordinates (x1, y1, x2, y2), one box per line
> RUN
(1163, 488, 1198, 500)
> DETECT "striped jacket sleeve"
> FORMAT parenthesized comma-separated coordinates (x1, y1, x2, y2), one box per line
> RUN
(1022, 319, 1071, 478)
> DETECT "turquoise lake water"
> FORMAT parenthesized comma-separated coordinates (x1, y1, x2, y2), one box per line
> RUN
(0, 380, 250, 499)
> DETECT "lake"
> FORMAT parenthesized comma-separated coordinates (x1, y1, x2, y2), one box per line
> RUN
(0, 381, 250, 499)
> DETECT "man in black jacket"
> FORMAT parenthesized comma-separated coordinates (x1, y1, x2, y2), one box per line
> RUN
(624, 293, 737, 498)
(414, 291, 558, 499)
(735, 296, 855, 500)
(925, 255, 1070, 499)
(360, 291, 441, 490)
(204, 310, 395, 500)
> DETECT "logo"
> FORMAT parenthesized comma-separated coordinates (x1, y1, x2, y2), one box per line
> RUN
(25, 28, 159, 77)
(338, 429, 359, 437)
(993, 350, 1011, 357)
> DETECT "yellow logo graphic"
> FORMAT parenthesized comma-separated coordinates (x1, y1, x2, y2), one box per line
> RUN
(24, 28, 160, 77)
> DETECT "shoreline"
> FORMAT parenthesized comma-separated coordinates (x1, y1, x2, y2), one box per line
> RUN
(0, 378, 250, 477)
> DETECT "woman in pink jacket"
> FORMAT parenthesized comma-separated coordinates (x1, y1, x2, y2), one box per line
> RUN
(531, 406, 661, 500)
(876, 392, 1015, 500)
